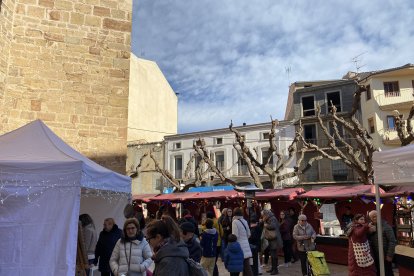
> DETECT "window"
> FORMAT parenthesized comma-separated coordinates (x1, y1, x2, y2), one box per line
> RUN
(387, 115, 402, 130)
(303, 154, 319, 182)
(303, 124, 317, 144)
(366, 85, 371, 101)
(215, 137, 223, 145)
(174, 142, 181, 149)
(215, 151, 225, 171)
(329, 122, 344, 146)
(238, 154, 248, 176)
(174, 155, 183, 179)
(195, 154, 202, 169)
(383, 81, 400, 97)
(262, 132, 270, 140)
(368, 118, 375, 134)
(387, 116, 396, 130)
(261, 148, 274, 168)
(332, 160, 348, 181)
(326, 91, 341, 113)
(302, 96, 315, 116)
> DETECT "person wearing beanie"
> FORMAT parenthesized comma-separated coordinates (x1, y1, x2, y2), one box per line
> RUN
(180, 221, 202, 263)
(200, 219, 218, 276)
(293, 214, 316, 276)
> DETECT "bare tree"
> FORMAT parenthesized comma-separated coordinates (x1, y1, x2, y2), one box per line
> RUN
(193, 139, 237, 186)
(193, 119, 318, 189)
(297, 84, 377, 184)
(394, 105, 414, 146)
(131, 147, 214, 192)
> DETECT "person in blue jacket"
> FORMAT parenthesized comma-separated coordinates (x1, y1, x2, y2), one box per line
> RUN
(224, 234, 244, 276)
(200, 218, 218, 276)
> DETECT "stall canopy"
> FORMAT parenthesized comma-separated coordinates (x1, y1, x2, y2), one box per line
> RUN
(0, 120, 130, 276)
(256, 188, 305, 200)
(134, 188, 305, 203)
(296, 185, 390, 199)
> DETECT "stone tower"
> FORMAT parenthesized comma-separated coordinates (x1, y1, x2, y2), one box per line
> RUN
(0, 0, 132, 173)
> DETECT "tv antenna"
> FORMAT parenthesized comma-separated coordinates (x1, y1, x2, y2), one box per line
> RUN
(351, 52, 367, 73)
(285, 66, 291, 85)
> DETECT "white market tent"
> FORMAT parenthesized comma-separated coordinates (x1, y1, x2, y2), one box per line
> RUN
(373, 144, 414, 276)
(0, 120, 131, 275)
(374, 144, 414, 186)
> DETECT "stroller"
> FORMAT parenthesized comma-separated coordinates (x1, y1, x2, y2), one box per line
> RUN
(307, 250, 330, 276)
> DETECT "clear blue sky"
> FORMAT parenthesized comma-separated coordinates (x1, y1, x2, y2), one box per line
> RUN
(131, 0, 414, 133)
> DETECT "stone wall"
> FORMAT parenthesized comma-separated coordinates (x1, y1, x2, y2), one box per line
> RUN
(0, 0, 132, 173)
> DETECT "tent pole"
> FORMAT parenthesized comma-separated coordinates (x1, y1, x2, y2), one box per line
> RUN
(374, 182, 385, 276)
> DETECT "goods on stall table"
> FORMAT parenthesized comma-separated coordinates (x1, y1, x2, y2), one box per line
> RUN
(395, 206, 414, 247)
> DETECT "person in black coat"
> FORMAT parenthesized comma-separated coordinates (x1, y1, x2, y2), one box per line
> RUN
(93, 218, 122, 276)
(180, 221, 202, 263)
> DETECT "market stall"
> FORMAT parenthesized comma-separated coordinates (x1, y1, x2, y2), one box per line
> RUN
(0, 120, 130, 276)
(296, 185, 397, 265)
(374, 144, 414, 275)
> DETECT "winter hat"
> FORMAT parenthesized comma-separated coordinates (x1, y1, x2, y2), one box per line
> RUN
(298, 214, 307, 221)
(180, 222, 195, 233)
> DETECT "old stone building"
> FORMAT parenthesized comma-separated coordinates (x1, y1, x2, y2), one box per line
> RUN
(0, 0, 132, 173)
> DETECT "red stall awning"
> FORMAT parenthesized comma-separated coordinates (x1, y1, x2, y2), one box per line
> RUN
(191, 190, 244, 200)
(255, 188, 305, 201)
(132, 193, 158, 202)
(296, 184, 398, 200)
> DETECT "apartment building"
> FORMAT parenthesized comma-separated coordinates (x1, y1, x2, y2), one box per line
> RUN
(284, 79, 360, 185)
(349, 64, 414, 149)
(163, 122, 298, 191)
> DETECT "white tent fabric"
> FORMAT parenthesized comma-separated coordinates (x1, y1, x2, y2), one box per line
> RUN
(373, 144, 414, 185)
(373, 144, 414, 276)
(0, 120, 130, 275)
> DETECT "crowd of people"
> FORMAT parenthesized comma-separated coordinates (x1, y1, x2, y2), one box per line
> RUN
(77, 204, 397, 276)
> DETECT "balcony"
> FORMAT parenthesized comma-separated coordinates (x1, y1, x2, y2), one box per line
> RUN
(378, 88, 414, 111)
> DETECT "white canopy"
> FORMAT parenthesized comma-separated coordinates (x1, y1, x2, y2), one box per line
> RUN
(373, 144, 414, 276)
(0, 120, 130, 275)
(373, 144, 414, 185)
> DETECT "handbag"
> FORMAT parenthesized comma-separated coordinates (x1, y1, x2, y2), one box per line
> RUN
(264, 228, 277, 241)
(351, 238, 374, 268)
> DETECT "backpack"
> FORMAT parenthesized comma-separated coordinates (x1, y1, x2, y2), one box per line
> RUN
(185, 257, 208, 276)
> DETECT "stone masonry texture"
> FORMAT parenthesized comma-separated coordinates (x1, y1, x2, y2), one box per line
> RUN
(0, 0, 132, 173)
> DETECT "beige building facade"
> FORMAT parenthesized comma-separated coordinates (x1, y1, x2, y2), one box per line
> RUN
(127, 56, 178, 195)
(356, 64, 414, 149)
(0, 0, 132, 173)
(127, 55, 178, 143)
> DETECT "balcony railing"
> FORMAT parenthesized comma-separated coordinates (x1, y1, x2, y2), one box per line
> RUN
(385, 91, 401, 97)
(377, 88, 414, 108)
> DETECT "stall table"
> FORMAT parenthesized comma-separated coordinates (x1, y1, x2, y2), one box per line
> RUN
(315, 236, 349, 265)
(395, 245, 414, 276)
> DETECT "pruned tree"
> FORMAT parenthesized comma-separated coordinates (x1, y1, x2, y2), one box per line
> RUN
(131, 147, 214, 192)
(393, 105, 414, 146)
(193, 139, 237, 186)
(188, 118, 318, 189)
(297, 84, 378, 184)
